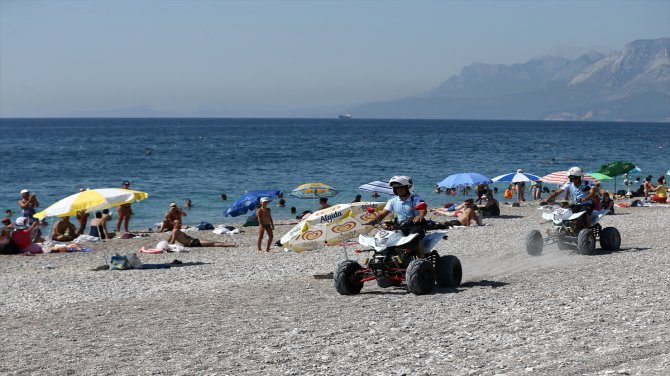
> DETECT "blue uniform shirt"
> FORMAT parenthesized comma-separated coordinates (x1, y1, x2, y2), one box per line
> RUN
(561, 180, 593, 205)
(384, 194, 424, 222)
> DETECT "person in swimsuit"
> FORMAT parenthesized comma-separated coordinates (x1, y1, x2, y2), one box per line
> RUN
(89, 211, 114, 239)
(256, 197, 275, 253)
(51, 216, 77, 242)
(116, 180, 133, 233)
(168, 220, 235, 248)
(158, 202, 186, 232)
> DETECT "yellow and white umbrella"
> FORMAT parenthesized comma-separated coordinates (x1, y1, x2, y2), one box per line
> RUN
(34, 188, 149, 219)
(280, 201, 393, 253)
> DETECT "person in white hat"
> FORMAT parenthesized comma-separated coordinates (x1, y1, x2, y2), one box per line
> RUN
(18, 189, 39, 225)
(256, 197, 275, 253)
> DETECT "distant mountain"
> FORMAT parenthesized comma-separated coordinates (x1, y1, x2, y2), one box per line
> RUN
(351, 38, 670, 122)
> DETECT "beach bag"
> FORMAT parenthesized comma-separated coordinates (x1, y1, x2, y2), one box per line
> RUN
(503, 189, 513, 199)
(197, 221, 214, 230)
(109, 254, 131, 270)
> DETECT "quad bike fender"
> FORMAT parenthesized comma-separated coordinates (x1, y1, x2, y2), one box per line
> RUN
(590, 209, 609, 225)
(567, 211, 586, 221)
(422, 231, 448, 253)
(358, 231, 418, 252)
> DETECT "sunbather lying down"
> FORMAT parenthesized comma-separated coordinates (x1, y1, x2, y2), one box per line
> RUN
(431, 199, 481, 226)
(168, 220, 235, 248)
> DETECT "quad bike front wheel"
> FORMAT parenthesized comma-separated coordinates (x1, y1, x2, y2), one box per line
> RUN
(525, 230, 543, 256)
(600, 227, 621, 251)
(435, 255, 462, 288)
(577, 229, 596, 255)
(334, 260, 364, 295)
(406, 259, 436, 295)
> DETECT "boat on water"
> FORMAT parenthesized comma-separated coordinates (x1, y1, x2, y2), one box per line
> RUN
(338, 114, 352, 119)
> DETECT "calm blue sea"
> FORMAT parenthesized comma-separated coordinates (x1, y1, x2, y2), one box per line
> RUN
(1, 118, 668, 229)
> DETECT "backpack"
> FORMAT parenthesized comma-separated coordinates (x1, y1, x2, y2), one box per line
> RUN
(109, 254, 131, 270)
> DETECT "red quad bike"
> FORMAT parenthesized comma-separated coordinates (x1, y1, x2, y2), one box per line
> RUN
(333, 203, 463, 295)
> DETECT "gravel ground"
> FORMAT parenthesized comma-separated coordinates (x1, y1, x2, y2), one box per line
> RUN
(1, 203, 669, 375)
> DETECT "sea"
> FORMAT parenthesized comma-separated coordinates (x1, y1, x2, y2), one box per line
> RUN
(1, 118, 667, 229)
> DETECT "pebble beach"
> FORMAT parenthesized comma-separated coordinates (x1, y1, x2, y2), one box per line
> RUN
(1, 202, 669, 375)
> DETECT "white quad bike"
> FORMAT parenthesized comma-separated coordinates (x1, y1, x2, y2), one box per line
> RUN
(334, 205, 463, 296)
(525, 204, 621, 256)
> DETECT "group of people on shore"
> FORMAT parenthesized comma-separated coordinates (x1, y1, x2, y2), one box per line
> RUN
(2, 168, 668, 256)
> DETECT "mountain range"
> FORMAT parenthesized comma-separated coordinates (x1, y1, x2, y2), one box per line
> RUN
(349, 38, 670, 122)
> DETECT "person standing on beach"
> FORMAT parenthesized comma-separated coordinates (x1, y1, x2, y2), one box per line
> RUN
(256, 197, 274, 253)
(116, 180, 133, 233)
(18, 189, 39, 225)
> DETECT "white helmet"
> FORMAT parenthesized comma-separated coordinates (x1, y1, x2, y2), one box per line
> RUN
(389, 175, 414, 191)
(567, 166, 584, 178)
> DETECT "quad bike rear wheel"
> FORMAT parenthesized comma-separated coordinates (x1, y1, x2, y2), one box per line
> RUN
(334, 260, 364, 295)
(577, 229, 596, 255)
(406, 259, 436, 295)
(600, 227, 621, 251)
(525, 230, 543, 256)
(435, 255, 462, 288)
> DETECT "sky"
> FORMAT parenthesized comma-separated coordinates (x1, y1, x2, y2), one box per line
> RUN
(1, 0, 668, 117)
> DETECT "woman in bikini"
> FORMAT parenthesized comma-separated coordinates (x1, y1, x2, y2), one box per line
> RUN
(256, 197, 275, 253)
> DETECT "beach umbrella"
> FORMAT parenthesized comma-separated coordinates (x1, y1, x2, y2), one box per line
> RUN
(585, 172, 613, 181)
(491, 169, 542, 183)
(224, 189, 282, 217)
(358, 180, 395, 196)
(437, 172, 492, 188)
(596, 161, 636, 177)
(34, 188, 149, 219)
(596, 161, 637, 193)
(280, 201, 391, 253)
(290, 182, 338, 198)
(540, 171, 600, 185)
(290, 182, 338, 211)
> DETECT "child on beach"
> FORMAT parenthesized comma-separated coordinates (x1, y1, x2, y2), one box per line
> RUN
(256, 197, 275, 253)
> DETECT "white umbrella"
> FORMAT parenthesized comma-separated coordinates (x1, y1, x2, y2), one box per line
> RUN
(280, 201, 392, 253)
(34, 188, 149, 219)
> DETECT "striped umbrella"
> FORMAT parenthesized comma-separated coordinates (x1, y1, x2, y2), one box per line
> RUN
(34, 188, 149, 219)
(492, 169, 542, 183)
(358, 180, 395, 196)
(540, 171, 599, 185)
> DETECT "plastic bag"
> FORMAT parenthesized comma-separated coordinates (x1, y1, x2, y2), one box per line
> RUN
(504, 189, 513, 199)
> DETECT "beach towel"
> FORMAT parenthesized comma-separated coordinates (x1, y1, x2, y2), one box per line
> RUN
(213, 227, 240, 235)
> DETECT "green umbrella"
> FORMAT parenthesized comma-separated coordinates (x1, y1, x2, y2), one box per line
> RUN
(586, 172, 613, 181)
(596, 161, 635, 177)
(596, 161, 636, 193)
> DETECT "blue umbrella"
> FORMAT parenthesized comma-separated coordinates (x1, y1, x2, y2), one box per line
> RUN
(224, 189, 282, 217)
(437, 172, 492, 188)
(491, 170, 542, 183)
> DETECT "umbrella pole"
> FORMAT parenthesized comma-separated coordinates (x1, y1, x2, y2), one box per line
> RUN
(341, 244, 348, 260)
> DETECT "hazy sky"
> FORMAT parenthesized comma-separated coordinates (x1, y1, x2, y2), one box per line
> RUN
(1, 0, 668, 117)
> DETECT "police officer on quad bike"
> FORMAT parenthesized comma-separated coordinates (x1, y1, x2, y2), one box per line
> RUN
(542, 166, 597, 229)
(368, 176, 428, 258)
